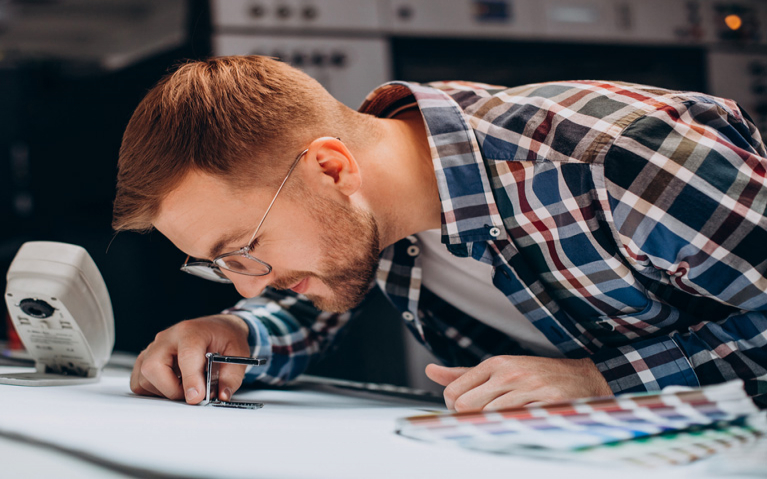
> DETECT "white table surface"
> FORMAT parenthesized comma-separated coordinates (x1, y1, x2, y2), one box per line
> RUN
(0, 366, 757, 479)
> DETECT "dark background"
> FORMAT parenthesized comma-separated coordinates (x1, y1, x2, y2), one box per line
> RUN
(0, 1, 408, 384)
(0, 1, 711, 385)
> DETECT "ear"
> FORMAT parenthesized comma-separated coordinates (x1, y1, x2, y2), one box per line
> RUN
(302, 137, 361, 197)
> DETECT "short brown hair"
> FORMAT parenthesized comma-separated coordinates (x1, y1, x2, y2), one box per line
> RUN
(113, 55, 369, 232)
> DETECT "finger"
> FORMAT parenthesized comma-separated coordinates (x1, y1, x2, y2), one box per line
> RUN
(484, 391, 542, 411)
(177, 339, 209, 405)
(424, 364, 470, 387)
(137, 374, 164, 398)
(442, 366, 492, 411)
(140, 349, 185, 401)
(217, 363, 246, 401)
(131, 351, 162, 397)
(130, 352, 149, 395)
(451, 382, 511, 413)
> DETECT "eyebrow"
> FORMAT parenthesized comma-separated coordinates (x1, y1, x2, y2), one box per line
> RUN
(207, 227, 253, 260)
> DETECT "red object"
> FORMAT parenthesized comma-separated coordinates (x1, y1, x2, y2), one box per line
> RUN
(5, 311, 23, 350)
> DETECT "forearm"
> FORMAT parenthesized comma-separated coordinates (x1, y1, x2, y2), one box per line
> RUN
(222, 289, 352, 385)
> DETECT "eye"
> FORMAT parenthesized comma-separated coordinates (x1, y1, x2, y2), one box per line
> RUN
(222, 258, 248, 272)
(247, 237, 260, 252)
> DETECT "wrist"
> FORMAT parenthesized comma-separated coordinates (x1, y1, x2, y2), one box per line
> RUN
(577, 357, 613, 397)
(220, 313, 249, 336)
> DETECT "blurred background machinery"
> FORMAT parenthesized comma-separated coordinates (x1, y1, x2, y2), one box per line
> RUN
(1, 0, 766, 389)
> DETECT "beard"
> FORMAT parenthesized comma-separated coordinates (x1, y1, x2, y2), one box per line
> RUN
(272, 195, 381, 313)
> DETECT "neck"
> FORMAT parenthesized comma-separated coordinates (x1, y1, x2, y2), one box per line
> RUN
(355, 110, 442, 250)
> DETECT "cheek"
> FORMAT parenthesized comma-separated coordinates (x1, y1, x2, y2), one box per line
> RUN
(270, 220, 326, 269)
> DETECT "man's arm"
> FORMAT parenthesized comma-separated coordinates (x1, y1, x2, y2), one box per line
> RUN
(222, 288, 352, 386)
(595, 96, 767, 396)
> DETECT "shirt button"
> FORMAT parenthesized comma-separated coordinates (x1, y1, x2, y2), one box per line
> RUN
(402, 311, 415, 321)
(488, 226, 501, 237)
(407, 245, 420, 257)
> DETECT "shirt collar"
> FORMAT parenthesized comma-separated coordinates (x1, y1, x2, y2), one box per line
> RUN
(359, 81, 506, 246)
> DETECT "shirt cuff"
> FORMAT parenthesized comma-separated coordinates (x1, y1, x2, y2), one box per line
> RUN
(222, 310, 272, 379)
(591, 335, 700, 394)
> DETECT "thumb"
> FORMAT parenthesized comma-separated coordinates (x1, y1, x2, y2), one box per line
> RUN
(425, 363, 470, 387)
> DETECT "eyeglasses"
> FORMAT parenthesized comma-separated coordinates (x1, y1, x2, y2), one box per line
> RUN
(180, 147, 309, 284)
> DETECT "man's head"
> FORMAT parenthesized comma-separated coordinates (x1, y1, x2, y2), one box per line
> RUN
(114, 55, 376, 232)
(113, 56, 383, 311)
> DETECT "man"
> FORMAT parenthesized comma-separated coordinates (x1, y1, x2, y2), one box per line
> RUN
(113, 56, 767, 411)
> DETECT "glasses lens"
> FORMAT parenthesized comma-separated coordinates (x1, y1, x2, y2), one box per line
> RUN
(180, 263, 232, 283)
(215, 254, 271, 276)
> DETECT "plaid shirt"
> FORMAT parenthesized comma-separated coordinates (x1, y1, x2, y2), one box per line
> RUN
(225, 80, 767, 397)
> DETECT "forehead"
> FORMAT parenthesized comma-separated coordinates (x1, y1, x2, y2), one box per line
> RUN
(153, 170, 265, 259)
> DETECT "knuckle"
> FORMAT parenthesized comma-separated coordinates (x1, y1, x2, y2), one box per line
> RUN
(443, 385, 458, 402)
(171, 323, 192, 341)
(524, 375, 544, 389)
(541, 386, 566, 403)
(177, 321, 209, 346)
(154, 329, 169, 343)
(130, 380, 143, 395)
(483, 355, 507, 369)
(137, 376, 155, 395)
(453, 397, 470, 411)
(140, 359, 160, 379)
(167, 388, 184, 401)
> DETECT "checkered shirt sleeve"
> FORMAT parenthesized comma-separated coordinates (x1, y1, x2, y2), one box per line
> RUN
(222, 288, 352, 385)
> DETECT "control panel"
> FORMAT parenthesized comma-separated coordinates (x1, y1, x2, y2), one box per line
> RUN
(385, 0, 767, 45)
(211, 0, 384, 32)
(212, 0, 767, 46)
(213, 34, 390, 108)
(212, 0, 390, 108)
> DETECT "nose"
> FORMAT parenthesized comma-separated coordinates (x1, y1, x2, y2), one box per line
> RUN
(227, 272, 271, 298)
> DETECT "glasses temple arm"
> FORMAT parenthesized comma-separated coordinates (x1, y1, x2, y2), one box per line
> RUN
(246, 148, 308, 245)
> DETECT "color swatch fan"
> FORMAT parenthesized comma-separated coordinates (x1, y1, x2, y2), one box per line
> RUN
(396, 380, 766, 467)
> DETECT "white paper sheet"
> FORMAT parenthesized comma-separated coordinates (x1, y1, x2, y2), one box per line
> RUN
(0, 366, 730, 479)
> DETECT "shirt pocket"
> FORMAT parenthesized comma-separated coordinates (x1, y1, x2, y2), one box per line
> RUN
(591, 299, 682, 344)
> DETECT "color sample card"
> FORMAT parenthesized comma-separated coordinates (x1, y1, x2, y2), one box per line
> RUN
(396, 380, 765, 466)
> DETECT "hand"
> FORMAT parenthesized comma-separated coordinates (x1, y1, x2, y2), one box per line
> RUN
(425, 356, 613, 412)
(130, 314, 251, 404)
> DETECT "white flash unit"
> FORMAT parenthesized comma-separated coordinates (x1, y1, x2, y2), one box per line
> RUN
(1, 241, 114, 386)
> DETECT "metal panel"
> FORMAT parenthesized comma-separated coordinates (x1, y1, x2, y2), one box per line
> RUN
(213, 34, 391, 108)
(385, 0, 540, 38)
(211, 0, 384, 32)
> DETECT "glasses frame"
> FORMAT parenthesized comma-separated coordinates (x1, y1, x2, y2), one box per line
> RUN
(180, 147, 309, 283)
